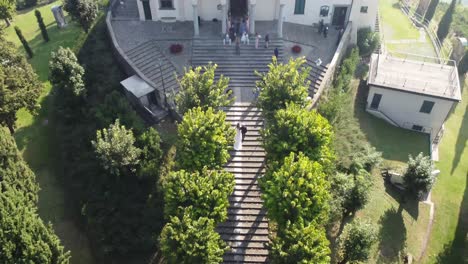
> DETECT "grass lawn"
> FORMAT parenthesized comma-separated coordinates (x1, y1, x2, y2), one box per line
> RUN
(422, 78, 467, 264)
(3, 3, 94, 264)
(350, 79, 431, 263)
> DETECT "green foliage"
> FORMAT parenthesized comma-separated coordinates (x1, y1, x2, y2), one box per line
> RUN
(424, 0, 439, 23)
(163, 168, 235, 223)
(349, 145, 383, 173)
(261, 152, 330, 229)
(271, 222, 331, 264)
(176, 107, 235, 171)
(437, 0, 456, 42)
(176, 63, 232, 114)
(263, 103, 334, 167)
(160, 210, 228, 264)
(333, 48, 360, 93)
(49, 47, 85, 96)
(92, 90, 145, 134)
(343, 170, 372, 215)
(256, 57, 310, 120)
(14, 26, 33, 58)
(64, 0, 98, 32)
(337, 219, 378, 264)
(15, 0, 36, 10)
(0, 38, 41, 134)
(458, 49, 467, 76)
(329, 172, 354, 221)
(403, 153, 435, 199)
(0, 188, 70, 264)
(0, 0, 15, 22)
(136, 127, 163, 179)
(35, 9, 49, 42)
(91, 119, 142, 176)
(357, 28, 380, 57)
(0, 128, 39, 204)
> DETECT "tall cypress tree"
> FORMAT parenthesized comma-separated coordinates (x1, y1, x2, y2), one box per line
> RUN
(35, 9, 49, 42)
(437, 0, 457, 42)
(14, 26, 33, 58)
(423, 0, 439, 24)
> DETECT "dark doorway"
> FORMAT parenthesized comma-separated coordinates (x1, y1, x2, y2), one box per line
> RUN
(230, 0, 248, 17)
(370, 93, 382, 109)
(142, 0, 152, 20)
(332, 6, 348, 26)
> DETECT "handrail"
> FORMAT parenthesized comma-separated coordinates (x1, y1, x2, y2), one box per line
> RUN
(366, 107, 400, 127)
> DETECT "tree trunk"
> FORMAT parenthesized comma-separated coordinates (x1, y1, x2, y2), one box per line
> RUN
(5, 18, 10, 27)
(7, 122, 15, 134)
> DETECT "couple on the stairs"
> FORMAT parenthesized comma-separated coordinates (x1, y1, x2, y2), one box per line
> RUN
(233, 123, 247, 151)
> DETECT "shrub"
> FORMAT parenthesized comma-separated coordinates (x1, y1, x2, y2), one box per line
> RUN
(357, 27, 379, 57)
(403, 153, 435, 199)
(291, 45, 302, 54)
(170, 43, 183, 54)
(35, 9, 49, 42)
(49, 47, 85, 97)
(64, 0, 98, 32)
(337, 219, 378, 264)
(355, 63, 369, 80)
(14, 26, 33, 58)
(136, 128, 163, 179)
(343, 170, 372, 215)
(333, 48, 359, 92)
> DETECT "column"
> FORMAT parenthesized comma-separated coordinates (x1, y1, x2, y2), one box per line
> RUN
(192, 2, 199, 36)
(277, 3, 285, 38)
(222, 4, 227, 34)
(249, 3, 256, 34)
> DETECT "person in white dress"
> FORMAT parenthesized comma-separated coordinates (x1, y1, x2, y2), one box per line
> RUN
(234, 123, 243, 150)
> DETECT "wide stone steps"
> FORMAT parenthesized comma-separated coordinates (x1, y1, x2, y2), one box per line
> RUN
(304, 59, 328, 98)
(219, 103, 268, 263)
(125, 40, 179, 95)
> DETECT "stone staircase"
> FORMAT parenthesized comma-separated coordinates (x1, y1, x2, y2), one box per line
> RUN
(125, 41, 179, 96)
(375, 13, 383, 54)
(192, 38, 284, 100)
(111, 0, 139, 19)
(218, 103, 269, 264)
(304, 59, 328, 98)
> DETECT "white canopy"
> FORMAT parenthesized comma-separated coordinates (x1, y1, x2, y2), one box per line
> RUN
(120, 75, 154, 98)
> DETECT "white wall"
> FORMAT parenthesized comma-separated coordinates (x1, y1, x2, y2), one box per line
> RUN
(366, 85, 455, 141)
(199, 0, 222, 21)
(349, 0, 378, 30)
(282, 0, 352, 25)
(255, 0, 276, 20)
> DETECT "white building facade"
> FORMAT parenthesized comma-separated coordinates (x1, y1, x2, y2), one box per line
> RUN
(136, 0, 378, 37)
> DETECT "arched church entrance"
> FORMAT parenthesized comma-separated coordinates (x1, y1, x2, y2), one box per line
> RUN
(229, 0, 248, 18)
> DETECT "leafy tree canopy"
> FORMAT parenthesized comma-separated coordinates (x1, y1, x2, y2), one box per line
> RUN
(136, 127, 163, 179)
(0, 38, 42, 134)
(176, 107, 235, 171)
(163, 168, 235, 223)
(176, 63, 232, 114)
(49, 47, 85, 96)
(261, 152, 330, 229)
(337, 219, 378, 264)
(160, 210, 228, 264)
(91, 119, 142, 176)
(64, 0, 98, 32)
(357, 28, 380, 57)
(403, 153, 435, 199)
(0, 0, 15, 22)
(256, 57, 310, 120)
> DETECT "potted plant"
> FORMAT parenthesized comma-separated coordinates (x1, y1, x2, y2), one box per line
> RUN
(291, 45, 302, 54)
(170, 44, 183, 54)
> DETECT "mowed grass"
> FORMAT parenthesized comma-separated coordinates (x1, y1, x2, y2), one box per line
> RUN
(423, 78, 467, 264)
(3, 3, 94, 264)
(351, 79, 432, 263)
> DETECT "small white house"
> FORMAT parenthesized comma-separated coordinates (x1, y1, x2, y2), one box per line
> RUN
(367, 53, 462, 150)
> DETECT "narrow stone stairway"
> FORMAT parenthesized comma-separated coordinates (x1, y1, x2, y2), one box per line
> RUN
(218, 103, 269, 264)
(304, 59, 328, 98)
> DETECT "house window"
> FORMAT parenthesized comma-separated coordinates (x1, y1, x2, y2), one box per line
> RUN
(412, 125, 423, 131)
(320, 6, 329, 17)
(294, 0, 306, 15)
(160, 0, 173, 9)
(370, 93, 382, 109)
(420, 100, 435, 114)
(360, 6, 368, 13)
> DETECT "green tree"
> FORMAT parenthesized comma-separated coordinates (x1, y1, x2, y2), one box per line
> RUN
(64, 0, 98, 32)
(329, 172, 354, 222)
(163, 168, 235, 223)
(458, 49, 467, 76)
(14, 26, 33, 58)
(337, 219, 378, 264)
(0, 0, 15, 26)
(49, 47, 85, 96)
(136, 127, 163, 179)
(271, 222, 330, 264)
(262, 103, 334, 166)
(176, 107, 235, 171)
(343, 170, 372, 216)
(0, 39, 42, 134)
(261, 152, 330, 229)
(0, 127, 39, 204)
(35, 9, 49, 42)
(160, 210, 228, 264)
(333, 48, 360, 93)
(437, 0, 457, 42)
(176, 63, 232, 114)
(357, 28, 380, 57)
(403, 153, 435, 199)
(91, 119, 142, 176)
(0, 188, 71, 264)
(256, 57, 310, 120)
(424, 0, 439, 23)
